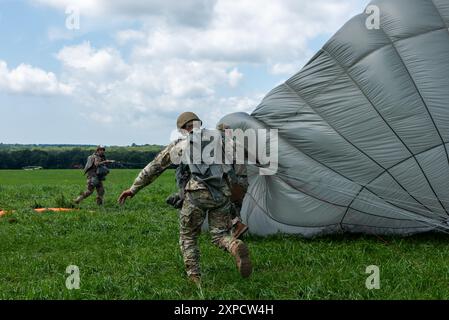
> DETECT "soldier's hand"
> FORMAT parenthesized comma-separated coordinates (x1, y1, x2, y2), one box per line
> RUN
(118, 189, 134, 205)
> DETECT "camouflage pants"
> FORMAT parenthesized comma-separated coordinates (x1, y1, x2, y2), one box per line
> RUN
(76, 176, 105, 205)
(179, 189, 238, 277)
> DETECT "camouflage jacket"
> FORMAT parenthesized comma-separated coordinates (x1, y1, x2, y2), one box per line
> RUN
(129, 138, 208, 195)
(84, 153, 105, 178)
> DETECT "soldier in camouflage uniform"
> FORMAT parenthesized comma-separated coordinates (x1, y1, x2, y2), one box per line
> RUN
(74, 145, 115, 205)
(118, 112, 252, 284)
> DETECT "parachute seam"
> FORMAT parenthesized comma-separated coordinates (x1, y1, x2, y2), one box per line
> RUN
(388, 144, 447, 170)
(280, 166, 448, 217)
(244, 177, 422, 231)
(274, 170, 439, 222)
(245, 187, 444, 230)
(291, 28, 447, 105)
(284, 83, 385, 172)
(282, 82, 438, 226)
(360, 143, 448, 207)
(250, 124, 444, 215)
(244, 187, 341, 229)
(430, 0, 449, 30)
(276, 172, 349, 208)
(321, 48, 443, 216)
(255, 88, 357, 185)
(377, 25, 449, 215)
(333, 27, 447, 72)
(286, 52, 346, 101)
(245, 137, 443, 229)
(240, 119, 361, 223)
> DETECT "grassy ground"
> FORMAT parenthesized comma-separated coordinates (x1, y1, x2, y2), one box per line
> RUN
(1, 169, 449, 300)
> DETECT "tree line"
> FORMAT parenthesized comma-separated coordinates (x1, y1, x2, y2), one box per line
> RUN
(0, 145, 163, 169)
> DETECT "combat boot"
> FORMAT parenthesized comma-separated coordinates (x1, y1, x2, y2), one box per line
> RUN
(73, 196, 83, 205)
(230, 240, 252, 278)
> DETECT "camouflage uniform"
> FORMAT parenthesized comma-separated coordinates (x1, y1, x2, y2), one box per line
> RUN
(130, 138, 241, 277)
(75, 153, 106, 205)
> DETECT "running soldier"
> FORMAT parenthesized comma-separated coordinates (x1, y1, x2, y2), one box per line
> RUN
(118, 112, 252, 284)
(74, 145, 115, 205)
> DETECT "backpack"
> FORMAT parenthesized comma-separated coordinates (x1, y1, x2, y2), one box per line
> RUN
(96, 165, 110, 181)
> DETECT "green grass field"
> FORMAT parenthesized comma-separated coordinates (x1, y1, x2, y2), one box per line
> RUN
(2, 169, 449, 299)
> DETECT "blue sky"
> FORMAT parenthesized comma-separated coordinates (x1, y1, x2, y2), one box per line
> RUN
(0, 0, 369, 145)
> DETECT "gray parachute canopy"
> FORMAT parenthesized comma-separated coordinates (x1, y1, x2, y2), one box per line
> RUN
(218, 0, 449, 237)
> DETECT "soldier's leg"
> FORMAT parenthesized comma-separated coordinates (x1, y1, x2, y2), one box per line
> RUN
(208, 199, 252, 278)
(179, 193, 206, 278)
(207, 199, 237, 250)
(96, 182, 105, 205)
(74, 179, 95, 204)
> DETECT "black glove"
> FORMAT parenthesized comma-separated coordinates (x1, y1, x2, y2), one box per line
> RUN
(166, 193, 184, 209)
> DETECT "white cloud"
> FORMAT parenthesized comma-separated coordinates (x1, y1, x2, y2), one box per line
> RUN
(0, 61, 72, 96)
(115, 29, 146, 45)
(228, 68, 243, 87)
(29, 0, 370, 142)
(32, 0, 102, 14)
(56, 41, 127, 75)
(32, 0, 217, 27)
(130, 0, 366, 70)
(47, 26, 75, 41)
(55, 42, 248, 129)
(270, 63, 301, 76)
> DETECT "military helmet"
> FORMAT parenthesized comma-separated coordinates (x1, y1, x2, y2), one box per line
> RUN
(177, 112, 202, 129)
(216, 123, 230, 131)
(96, 145, 106, 151)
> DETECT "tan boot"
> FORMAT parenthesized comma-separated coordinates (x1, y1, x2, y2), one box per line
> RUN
(230, 240, 252, 278)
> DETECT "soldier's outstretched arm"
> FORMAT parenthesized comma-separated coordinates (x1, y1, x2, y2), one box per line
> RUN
(118, 141, 178, 205)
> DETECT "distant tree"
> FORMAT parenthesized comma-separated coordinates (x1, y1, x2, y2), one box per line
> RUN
(0, 145, 163, 169)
